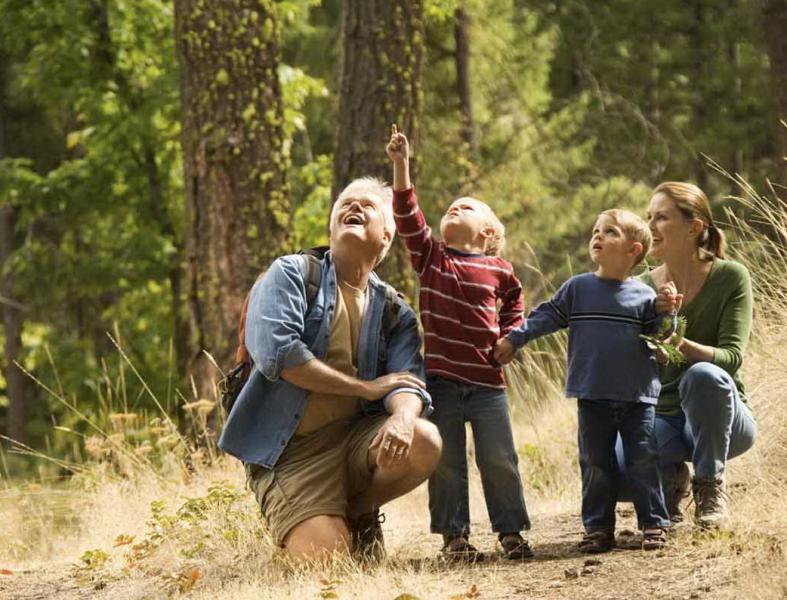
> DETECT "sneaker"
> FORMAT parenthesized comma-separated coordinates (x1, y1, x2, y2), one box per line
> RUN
(441, 535, 485, 563)
(665, 462, 691, 523)
(349, 510, 385, 564)
(692, 476, 727, 529)
(499, 532, 534, 560)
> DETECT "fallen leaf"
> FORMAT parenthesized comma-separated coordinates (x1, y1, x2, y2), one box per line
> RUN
(0, 569, 13, 576)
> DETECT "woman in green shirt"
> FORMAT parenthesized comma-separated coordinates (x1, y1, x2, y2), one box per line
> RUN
(638, 182, 756, 528)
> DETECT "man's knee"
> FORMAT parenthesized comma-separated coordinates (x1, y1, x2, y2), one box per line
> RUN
(283, 515, 351, 561)
(408, 419, 442, 476)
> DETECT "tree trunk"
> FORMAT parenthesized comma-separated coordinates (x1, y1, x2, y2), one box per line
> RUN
(454, 7, 477, 191)
(762, 0, 787, 188)
(174, 0, 291, 397)
(690, 0, 709, 189)
(332, 0, 424, 300)
(0, 52, 28, 443)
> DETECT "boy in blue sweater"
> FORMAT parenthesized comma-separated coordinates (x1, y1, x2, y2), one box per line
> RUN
(494, 209, 676, 553)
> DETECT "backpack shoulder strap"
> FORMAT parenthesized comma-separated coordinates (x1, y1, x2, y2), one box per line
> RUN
(381, 283, 405, 339)
(299, 248, 327, 309)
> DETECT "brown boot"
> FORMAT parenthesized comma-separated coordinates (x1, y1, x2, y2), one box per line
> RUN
(349, 510, 386, 564)
(665, 462, 691, 523)
(692, 477, 727, 529)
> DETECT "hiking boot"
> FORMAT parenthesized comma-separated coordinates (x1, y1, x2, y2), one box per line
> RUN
(692, 477, 727, 529)
(441, 534, 485, 563)
(349, 510, 386, 564)
(499, 532, 534, 560)
(665, 462, 691, 523)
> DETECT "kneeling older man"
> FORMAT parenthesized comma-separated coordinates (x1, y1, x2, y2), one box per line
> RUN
(219, 177, 442, 562)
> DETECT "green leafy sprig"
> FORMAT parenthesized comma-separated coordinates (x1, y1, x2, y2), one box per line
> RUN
(641, 315, 688, 366)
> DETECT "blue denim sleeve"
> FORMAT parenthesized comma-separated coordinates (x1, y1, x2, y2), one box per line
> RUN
(245, 256, 316, 381)
(506, 278, 572, 348)
(381, 303, 433, 417)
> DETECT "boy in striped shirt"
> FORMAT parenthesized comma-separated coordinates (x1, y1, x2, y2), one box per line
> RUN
(494, 209, 677, 553)
(386, 126, 531, 562)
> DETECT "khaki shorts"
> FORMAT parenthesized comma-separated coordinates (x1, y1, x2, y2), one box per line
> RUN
(245, 415, 386, 546)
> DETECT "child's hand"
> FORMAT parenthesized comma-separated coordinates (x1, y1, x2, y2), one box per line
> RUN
(655, 281, 682, 314)
(493, 337, 516, 365)
(386, 123, 409, 164)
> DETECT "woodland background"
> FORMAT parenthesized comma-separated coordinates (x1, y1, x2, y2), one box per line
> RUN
(1, 0, 785, 474)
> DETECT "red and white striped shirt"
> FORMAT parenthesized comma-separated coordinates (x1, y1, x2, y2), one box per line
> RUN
(393, 188, 525, 388)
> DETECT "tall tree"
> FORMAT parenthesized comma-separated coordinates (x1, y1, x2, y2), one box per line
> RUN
(174, 0, 291, 395)
(454, 5, 477, 188)
(332, 0, 425, 297)
(762, 0, 787, 188)
(0, 51, 28, 443)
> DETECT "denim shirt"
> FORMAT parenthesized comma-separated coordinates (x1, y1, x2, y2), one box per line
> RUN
(218, 251, 432, 468)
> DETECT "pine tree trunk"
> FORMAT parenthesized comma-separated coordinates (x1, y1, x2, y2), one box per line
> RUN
(454, 7, 478, 191)
(174, 0, 290, 397)
(762, 0, 787, 188)
(0, 53, 28, 443)
(332, 0, 424, 300)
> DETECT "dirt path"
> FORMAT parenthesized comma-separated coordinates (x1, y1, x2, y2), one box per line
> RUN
(1, 507, 757, 600)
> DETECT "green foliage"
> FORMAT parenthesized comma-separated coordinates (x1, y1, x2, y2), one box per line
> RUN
(641, 315, 689, 366)
(1, 0, 783, 471)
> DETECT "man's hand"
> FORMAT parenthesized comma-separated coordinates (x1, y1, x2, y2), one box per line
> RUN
(386, 123, 409, 164)
(492, 337, 516, 365)
(359, 371, 425, 401)
(655, 281, 683, 314)
(369, 410, 416, 469)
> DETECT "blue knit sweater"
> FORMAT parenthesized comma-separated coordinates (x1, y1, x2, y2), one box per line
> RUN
(507, 272, 670, 404)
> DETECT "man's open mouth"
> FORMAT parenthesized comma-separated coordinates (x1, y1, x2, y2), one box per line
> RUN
(343, 214, 365, 225)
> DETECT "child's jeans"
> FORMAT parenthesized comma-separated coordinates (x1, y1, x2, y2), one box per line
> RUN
(578, 399, 670, 533)
(427, 376, 530, 536)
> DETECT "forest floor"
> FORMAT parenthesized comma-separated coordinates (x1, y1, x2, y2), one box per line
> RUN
(2, 484, 785, 600)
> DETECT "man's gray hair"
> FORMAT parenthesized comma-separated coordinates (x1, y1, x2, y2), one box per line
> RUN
(331, 177, 396, 264)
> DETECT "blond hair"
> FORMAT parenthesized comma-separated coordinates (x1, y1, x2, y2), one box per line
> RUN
(652, 181, 726, 260)
(600, 208, 652, 266)
(484, 206, 506, 257)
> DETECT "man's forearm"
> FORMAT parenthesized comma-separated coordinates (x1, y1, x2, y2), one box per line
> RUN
(392, 160, 411, 191)
(280, 358, 364, 398)
(386, 390, 423, 418)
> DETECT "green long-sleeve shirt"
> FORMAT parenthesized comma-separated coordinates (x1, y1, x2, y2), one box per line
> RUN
(637, 259, 753, 417)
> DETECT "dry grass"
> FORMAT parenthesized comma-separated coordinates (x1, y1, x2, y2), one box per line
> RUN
(2, 176, 787, 599)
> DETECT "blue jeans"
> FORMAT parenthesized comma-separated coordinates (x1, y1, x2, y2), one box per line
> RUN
(578, 399, 670, 532)
(618, 362, 757, 494)
(427, 377, 530, 536)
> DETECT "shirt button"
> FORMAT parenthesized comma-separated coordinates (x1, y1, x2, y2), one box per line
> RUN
(280, 439, 286, 446)
(294, 413, 300, 419)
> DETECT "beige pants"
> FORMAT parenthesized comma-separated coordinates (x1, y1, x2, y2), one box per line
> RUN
(246, 415, 387, 546)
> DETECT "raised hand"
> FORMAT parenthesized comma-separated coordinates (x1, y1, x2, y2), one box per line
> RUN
(386, 123, 409, 163)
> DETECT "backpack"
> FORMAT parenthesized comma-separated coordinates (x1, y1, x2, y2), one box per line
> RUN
(218, 247, 403, 414)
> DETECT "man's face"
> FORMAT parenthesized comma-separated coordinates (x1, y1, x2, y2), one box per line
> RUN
(330, 191, 391, 257)
(439, 197, 492, 244)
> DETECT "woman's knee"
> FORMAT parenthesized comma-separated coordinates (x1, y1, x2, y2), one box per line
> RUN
(679, 362, 735, 410)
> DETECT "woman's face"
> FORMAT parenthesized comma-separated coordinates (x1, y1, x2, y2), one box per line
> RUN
(646, 192, 698, 260)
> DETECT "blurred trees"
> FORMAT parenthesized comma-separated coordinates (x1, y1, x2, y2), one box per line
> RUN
(0, 0, 785, 466)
